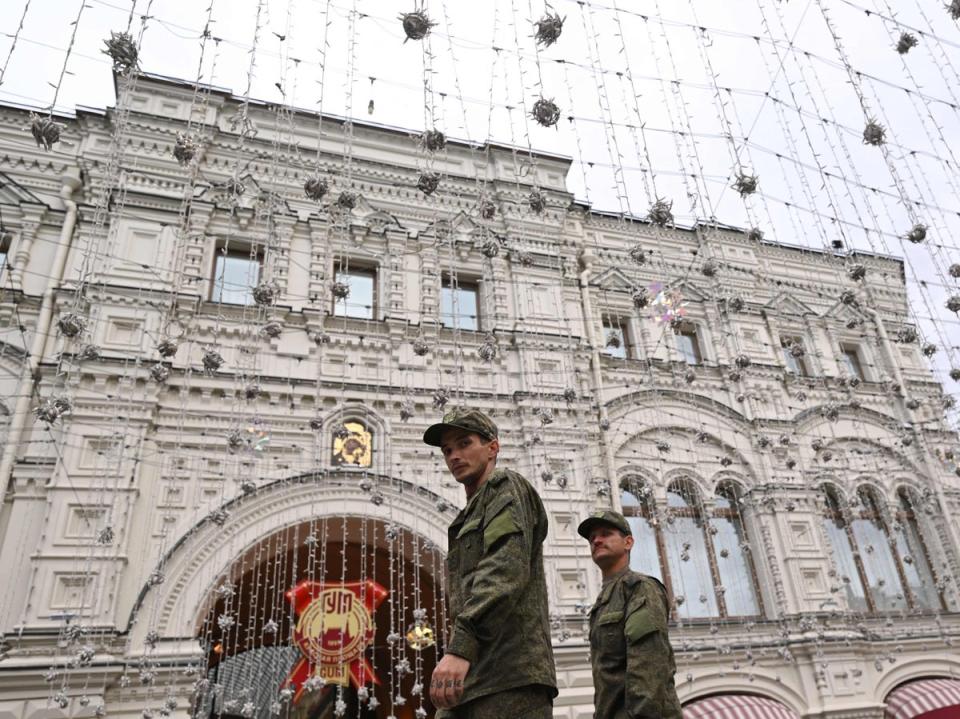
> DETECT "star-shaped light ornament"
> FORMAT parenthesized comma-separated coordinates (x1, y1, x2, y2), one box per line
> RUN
(649, 283, 688, 325)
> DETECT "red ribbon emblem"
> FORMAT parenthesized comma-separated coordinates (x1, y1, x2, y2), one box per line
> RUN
(282, 580, 389, 702)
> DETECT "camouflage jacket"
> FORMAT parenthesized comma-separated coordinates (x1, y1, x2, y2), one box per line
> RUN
(445, 468, 558, 704)
(588, 568, 682, 719)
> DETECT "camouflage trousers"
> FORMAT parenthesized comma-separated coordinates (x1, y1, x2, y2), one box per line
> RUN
(438, 685, 553, 719)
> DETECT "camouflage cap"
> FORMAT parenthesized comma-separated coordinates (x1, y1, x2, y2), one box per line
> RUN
(577, 510, 632, 539)
(422, 407, 499, 447)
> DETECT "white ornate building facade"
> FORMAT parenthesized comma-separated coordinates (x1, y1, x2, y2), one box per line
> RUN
(0, 73, 958, 719)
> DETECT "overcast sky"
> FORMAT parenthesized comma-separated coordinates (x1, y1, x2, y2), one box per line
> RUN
(1, 0, 958, 396)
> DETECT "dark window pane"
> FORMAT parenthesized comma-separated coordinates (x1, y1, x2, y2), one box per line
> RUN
(334, 269, 375, 319)
(709, 515, 760, 616)
(627, 515, 664, 582)
(664, 516, 717, 619)
(603, 325, 627, 359)
(440, 283, 479, 331)
(842, 347, 865, 379)
(212, 251, 260, 304)
(850, 517, 907, 611)
(823, 515, 869, 612)
(676, 331, 702, 364)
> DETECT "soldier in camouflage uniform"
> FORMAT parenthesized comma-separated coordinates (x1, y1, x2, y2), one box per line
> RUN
(424, 408, 557, 718)
(579, 510, 682, 719)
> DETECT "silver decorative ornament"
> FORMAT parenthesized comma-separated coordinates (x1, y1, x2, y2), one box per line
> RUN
(897, 326, 918, 344)
(922, 343, 938, 357)
(949, 263, 960, 278)
(513, 249, 534, 266)
(479, 198, 497, 220)
(533, 12, 564, 46)
(732, 171, 759, 196)
(747, 227, 764, 242)
(412, 336, 430, 356)
(57, 312, 86, 339)
(646, 198, 674, 227)
(840, 290, 857, 306)
(400, 400, 414, 422)
(157, 338, 178, 357)
(480, 236, 501, 258)
(417, 171, 441, 196)
(848, 264, 867, 281)
(149, 363, 170, 383)
(735, 354, 752, 369)
(400, 10, 434, 41)
(905, 223, 927, 244)
(202, 349, 224, 374)
(421, 128, 446, 152)
(331, 281, 351, 300)
(628, 244, 646, 265)
(477, 334, 498, 362)
(528, 189, 546, 213)
(433, 388, 449, 408)
(76, 344, 101, 362)
(260, 320, 283, 339)
(896, 32, 918, 54)
(701, 259, 719, 277)
(531, 97, 561, 128)
(252, 279, 280, 306)
(30, 113, 63, 151)
(336, 191, 357, 210)
(304, 175, 329, 201)
(862, 120, 886, 146)
(946, 295, 960, 313)
(631, 286, 650, 309)
(173, 133, 200, 165)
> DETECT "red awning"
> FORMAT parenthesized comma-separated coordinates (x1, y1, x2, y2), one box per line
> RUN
(684, 694, 798, 719)
(885, 678, 960, 719)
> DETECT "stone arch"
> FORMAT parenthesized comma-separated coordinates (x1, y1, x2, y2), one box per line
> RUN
(662, 467, 710, 501)
(125, 471, 452, 653)
(677, 669, 807, 716)
(710, 471, 752, 495)
(874, 655, 960, 702)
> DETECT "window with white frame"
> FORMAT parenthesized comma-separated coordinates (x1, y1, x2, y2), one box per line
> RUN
(333, 265, 376, 319)
(840, 343, 866, 380)
(620, 478, 762, 620)
(603, 318, 629, 359)
(780, 335, 810, 375)
(211, 242, 262, 305)
(440, 275, 480, 331)
(820, 484, 939, 614)
(674, 322, 703, 365)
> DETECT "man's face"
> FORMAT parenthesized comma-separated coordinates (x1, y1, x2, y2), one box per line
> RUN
(588, 525, 634, 568)
(439, 428, 499, 486)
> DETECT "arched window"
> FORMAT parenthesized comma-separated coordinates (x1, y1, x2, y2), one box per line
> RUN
(621, 478, 763, 620)
(893, 487, 946, 611)
(847, 485, 908, 612)
(820, 484, 870, 612)
(709, 482, 762, 617)
(662, 480, 719, 618)
(620, 479, 665, 582)
(820, 484, 936, 613)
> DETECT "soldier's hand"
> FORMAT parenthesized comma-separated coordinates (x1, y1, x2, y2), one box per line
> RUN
(430, 653, 470, 709)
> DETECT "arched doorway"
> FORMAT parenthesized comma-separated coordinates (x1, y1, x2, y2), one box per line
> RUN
(192, 515, 444, 719)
